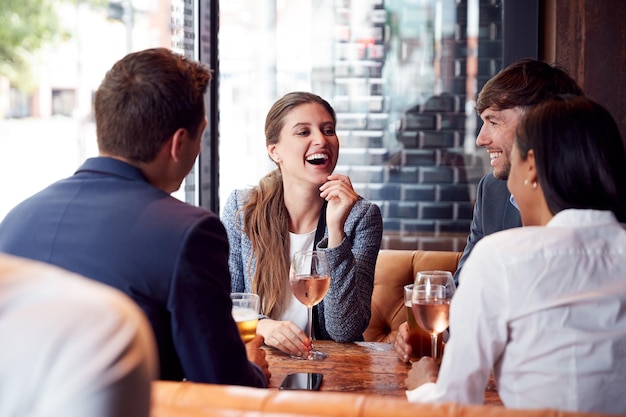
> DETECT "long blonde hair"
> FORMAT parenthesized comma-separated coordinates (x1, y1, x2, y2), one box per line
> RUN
(238, 92, 336, 318)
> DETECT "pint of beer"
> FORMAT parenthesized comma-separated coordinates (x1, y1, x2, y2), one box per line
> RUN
(404, 284, 444, 362)
(230, 292, 260, 343)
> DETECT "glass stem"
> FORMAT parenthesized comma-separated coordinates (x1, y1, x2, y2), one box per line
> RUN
(307, 306, 314, 358)
(431, 333, 438, 360)
(307, 306, 313, 344)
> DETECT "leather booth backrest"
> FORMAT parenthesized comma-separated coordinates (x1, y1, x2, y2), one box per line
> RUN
(363, 250, 462, 343)
(151, 381, 612, 417)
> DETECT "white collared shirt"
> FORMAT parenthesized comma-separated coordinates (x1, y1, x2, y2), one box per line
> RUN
(407, 209, 626, 415)
(0, 254, 157, 417)
(509, 193, 519, 210)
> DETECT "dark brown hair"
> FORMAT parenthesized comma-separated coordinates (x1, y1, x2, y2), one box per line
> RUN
(94, 47, 212, 163)
(516, 95, 626, 221)
(477, 58, 583, 115)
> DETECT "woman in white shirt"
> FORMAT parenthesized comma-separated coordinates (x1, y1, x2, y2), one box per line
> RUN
(405, 95, 626, 414)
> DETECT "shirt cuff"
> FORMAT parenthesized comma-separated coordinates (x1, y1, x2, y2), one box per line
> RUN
(406, 382, 437, 403)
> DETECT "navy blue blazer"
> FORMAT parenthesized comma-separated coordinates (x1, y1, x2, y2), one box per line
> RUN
(454, 173, 522, 284)
(0, 157, 266, 387)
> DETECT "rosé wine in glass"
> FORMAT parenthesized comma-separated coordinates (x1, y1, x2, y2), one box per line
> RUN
(412, 271, 456, 361)
(289, 251, 331, 360)
(404, 284, 444, 361)
(290, 274, 330, 307)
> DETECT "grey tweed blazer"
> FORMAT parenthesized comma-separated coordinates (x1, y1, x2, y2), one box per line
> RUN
(222, 188, 383, 341)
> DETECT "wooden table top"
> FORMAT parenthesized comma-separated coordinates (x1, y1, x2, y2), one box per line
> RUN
(264, 340, 502, 406)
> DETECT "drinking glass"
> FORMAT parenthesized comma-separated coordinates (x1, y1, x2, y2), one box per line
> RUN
(411, 270, 455, 360)
(289, 250, 331, 360)
(230, 292, 260, 343)
(404, 284, 443, 362)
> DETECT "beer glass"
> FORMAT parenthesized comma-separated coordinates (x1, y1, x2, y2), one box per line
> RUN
(230, 292, 260, 343)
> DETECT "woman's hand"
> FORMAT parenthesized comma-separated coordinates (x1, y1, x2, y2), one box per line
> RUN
(405, 356, 439, 390)
(319, 174, 358, 247)
(257, 318, 311, 357)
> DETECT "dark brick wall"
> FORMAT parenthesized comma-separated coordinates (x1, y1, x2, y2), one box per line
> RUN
(331, 0, 510, 251)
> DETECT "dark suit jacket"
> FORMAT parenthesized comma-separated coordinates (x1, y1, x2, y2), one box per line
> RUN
(454, 173, 522, 284)
(0, 157, 266, 387)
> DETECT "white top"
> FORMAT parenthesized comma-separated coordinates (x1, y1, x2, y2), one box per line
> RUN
(0, 253, 158, 417)
(277, 230, 316, 330)
(407, 209, 626, 415)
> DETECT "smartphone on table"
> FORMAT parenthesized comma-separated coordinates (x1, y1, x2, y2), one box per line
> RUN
(279, 372, 323, 391)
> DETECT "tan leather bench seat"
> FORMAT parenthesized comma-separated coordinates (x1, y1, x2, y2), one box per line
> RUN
(364, 249, 461, 343)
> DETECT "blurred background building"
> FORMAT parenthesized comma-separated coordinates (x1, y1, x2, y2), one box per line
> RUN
(6, 0, 613, 252)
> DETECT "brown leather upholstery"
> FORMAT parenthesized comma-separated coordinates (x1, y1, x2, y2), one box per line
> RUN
(151, 381, 612, 417)
(363, 250, 462, 343)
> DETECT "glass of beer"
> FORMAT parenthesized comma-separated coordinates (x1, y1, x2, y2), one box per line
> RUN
(230, 292, 260, 343)
(404, 284, 444, 363)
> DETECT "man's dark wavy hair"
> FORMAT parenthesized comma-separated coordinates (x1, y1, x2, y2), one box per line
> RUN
(477, 58, 583, 115)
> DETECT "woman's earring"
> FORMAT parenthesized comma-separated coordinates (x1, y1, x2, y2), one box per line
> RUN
(532, 181, 537, 189)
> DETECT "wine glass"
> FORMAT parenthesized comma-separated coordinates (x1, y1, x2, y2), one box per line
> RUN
(411, 270, 456, 361)
(404, 284, 443, 361)
(289, 250, 331, 360)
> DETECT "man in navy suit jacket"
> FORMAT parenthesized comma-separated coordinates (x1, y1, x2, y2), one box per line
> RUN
(0, 48, 269, 387)
(452, 173, 521, 282)
(394, 59, 584, 363)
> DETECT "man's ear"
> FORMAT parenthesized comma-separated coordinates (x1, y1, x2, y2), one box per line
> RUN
(169, 128, 188, 162)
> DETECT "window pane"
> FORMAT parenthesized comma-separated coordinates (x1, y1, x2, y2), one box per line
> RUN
(0, 0, 196, 220)
(218, 0, 503, 251)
